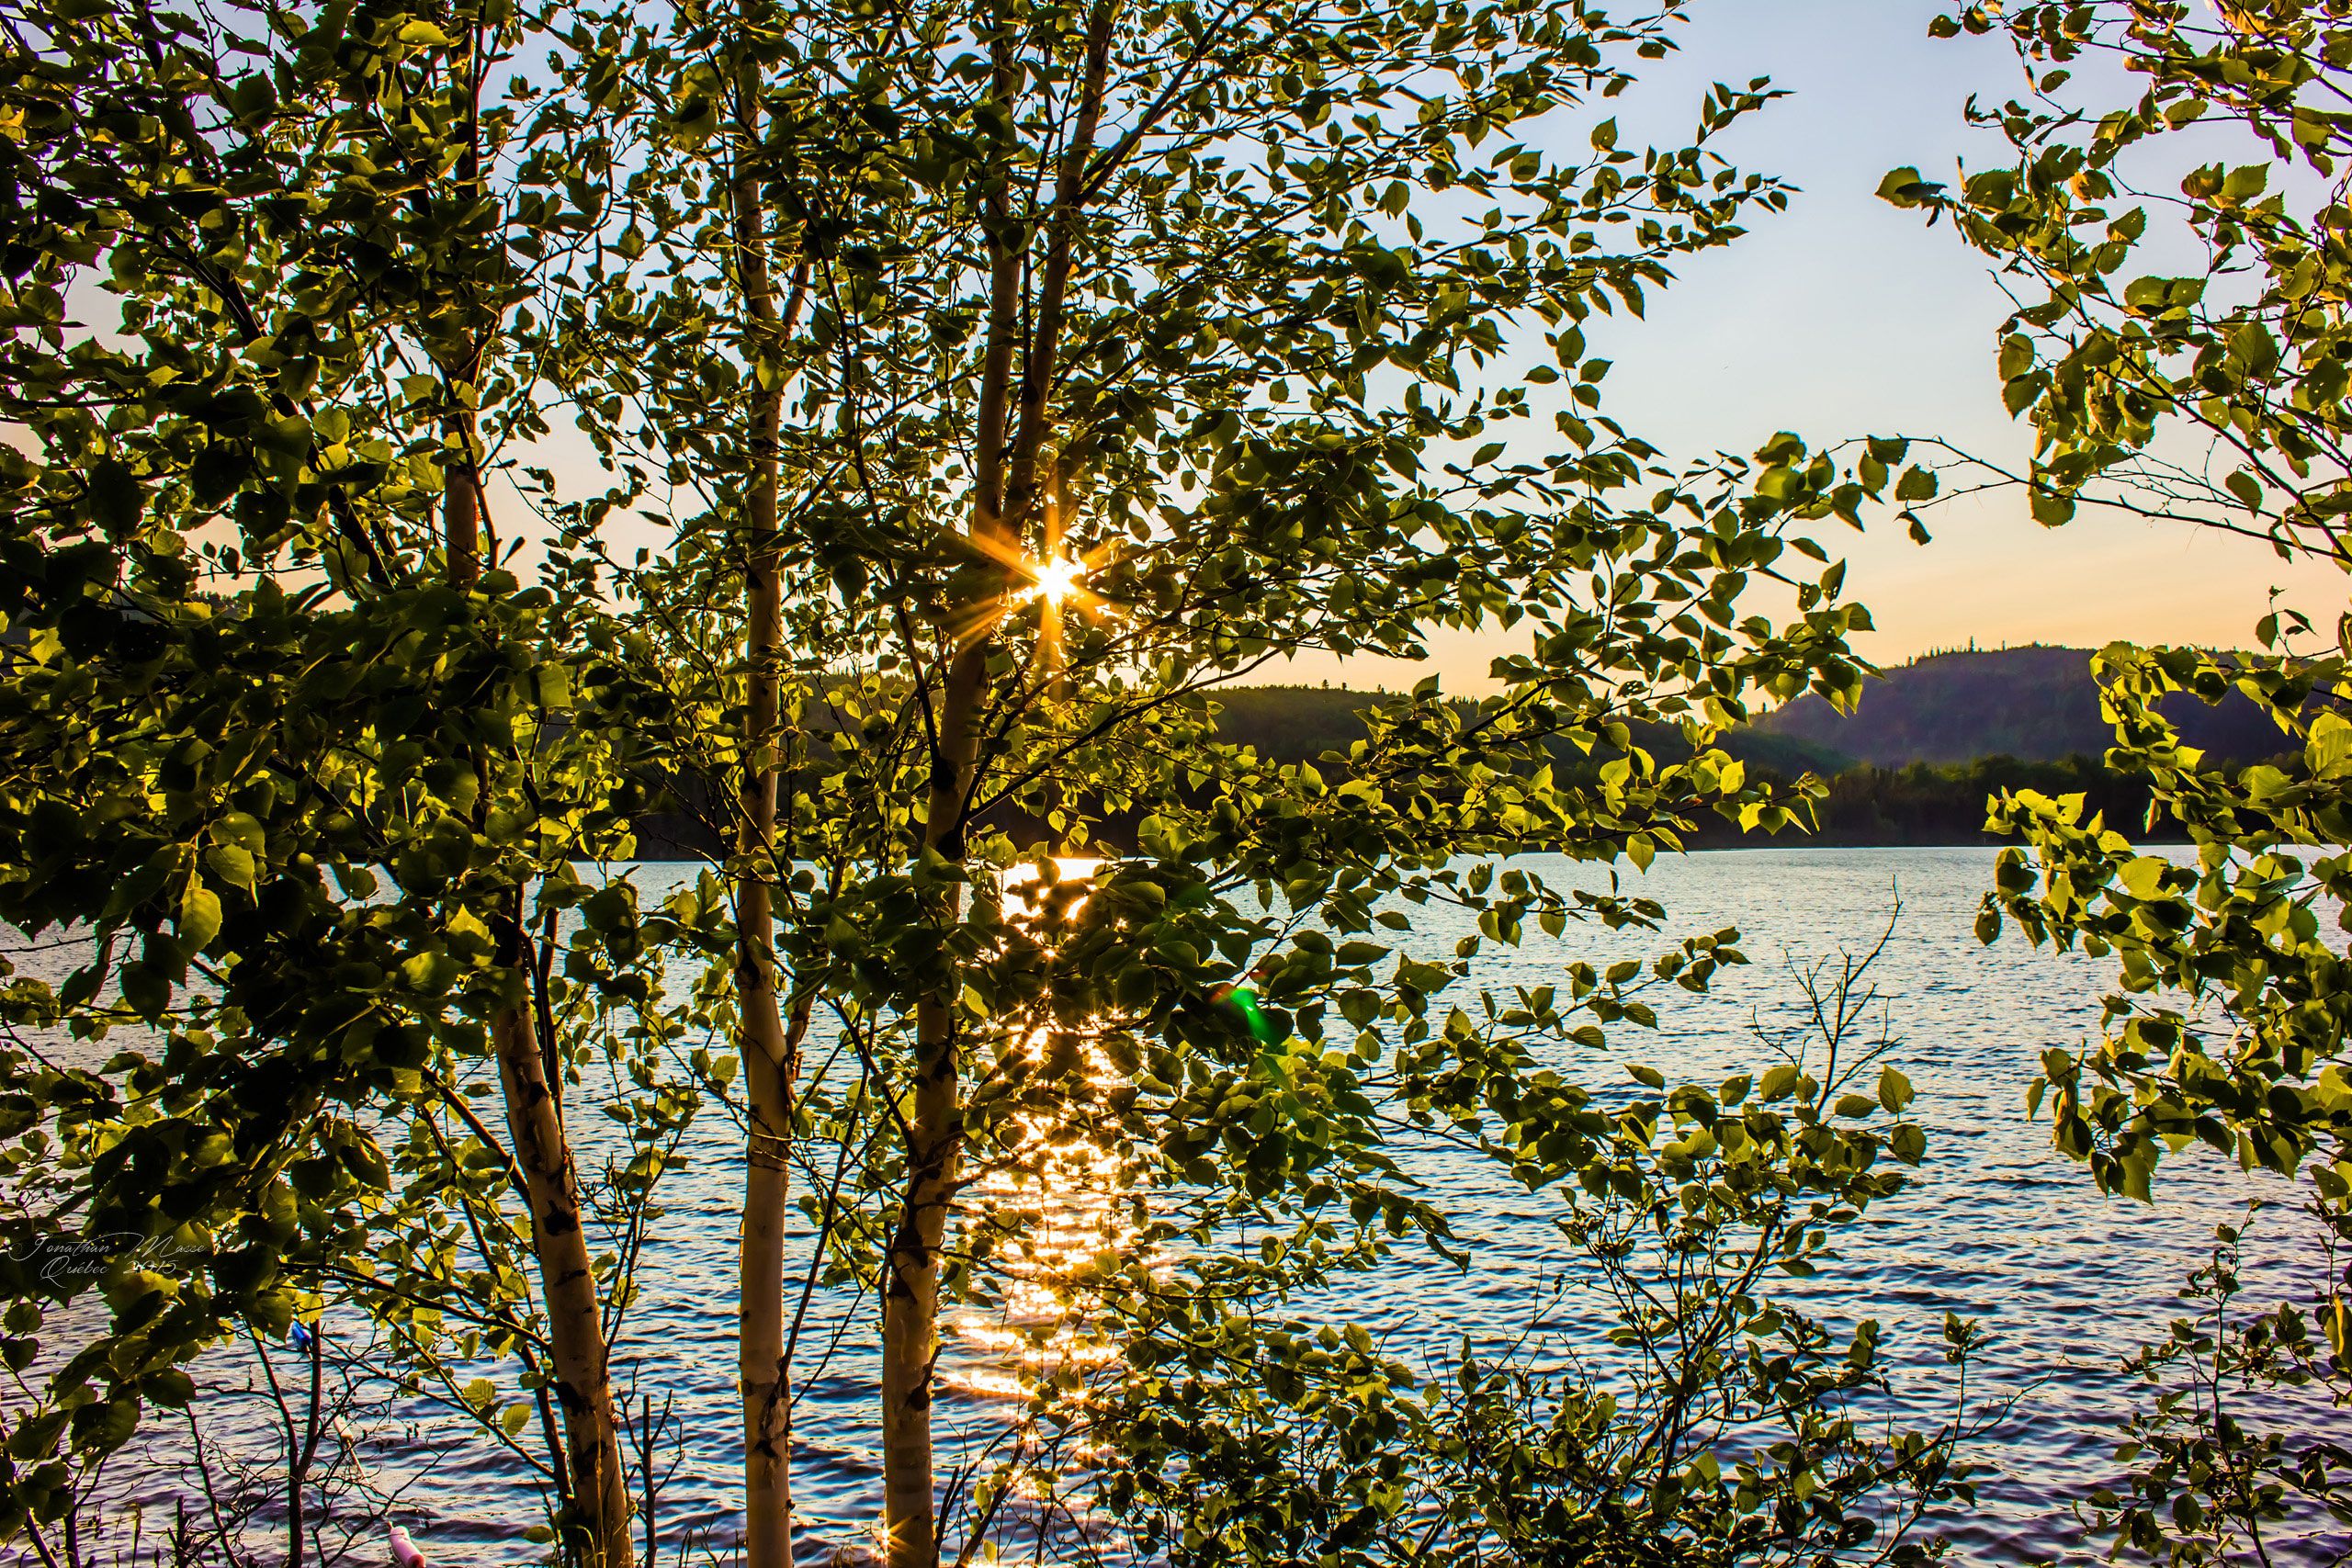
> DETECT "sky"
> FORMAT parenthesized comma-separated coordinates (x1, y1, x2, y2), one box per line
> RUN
(1283, 0, 2346, 692)
(35, 1, 2327, 695)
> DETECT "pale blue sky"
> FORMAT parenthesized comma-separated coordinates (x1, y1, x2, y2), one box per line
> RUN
(1295, 0, 2346, 691)
(48, 1, 2323, 687)
(480, 1, 2333, 689)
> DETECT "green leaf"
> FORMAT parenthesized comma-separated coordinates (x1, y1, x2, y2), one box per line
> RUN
(204, 844, 257, 894)
(1875, 166, 1941, 208)
(2116, 855, 2169, 900)
(178, 881, 222, 950)
(86, 460, 140, 535)
(119, 962, 169, 1018)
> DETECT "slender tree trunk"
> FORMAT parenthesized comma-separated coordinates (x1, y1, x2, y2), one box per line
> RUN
(728, 39, 814, 1567)
(875, 12, 1113, 1558)
(880, 642, 986, 1568)
(736, 962, 803, 1568)
(877, 205, 1009, 1550)
(876, 103, 1019, 1551)
(492, 971, 634, 1565)
(877, 1020, 961, 1565)
(448, 404, 635, 1568)
(426, 8, 630, 1562)
(732, 345, 797, 1568)
(1041, 461, 1069, 705)
(442, 412, 481, 591)
(732, 468, 797, 1568)
(288, 1321, 322, 1568)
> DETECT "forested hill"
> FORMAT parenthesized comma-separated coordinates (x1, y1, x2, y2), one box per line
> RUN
(1204, 684, 1855, 776)
(1753, 644, 2288, 766)
(1210, 649, 2293, 772)
(641, 671, 2272, 855)
(1193, 665, 2281, 848)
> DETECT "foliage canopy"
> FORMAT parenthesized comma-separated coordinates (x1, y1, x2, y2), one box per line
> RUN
(0, 0, 1979, 1562)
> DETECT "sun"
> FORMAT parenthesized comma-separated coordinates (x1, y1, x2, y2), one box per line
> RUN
(1028, 555, 1086, 604)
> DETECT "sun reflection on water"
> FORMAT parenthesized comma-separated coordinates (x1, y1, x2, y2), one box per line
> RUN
(936, 857, 1150, 1547)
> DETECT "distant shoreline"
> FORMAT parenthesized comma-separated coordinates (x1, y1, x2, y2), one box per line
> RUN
(609, 834, 2173, 864)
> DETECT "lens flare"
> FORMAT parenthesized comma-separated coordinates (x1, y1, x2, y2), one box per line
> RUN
(1028, 555, 1086, 604)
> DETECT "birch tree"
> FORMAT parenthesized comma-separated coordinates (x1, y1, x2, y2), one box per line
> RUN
(0, 2, 662, 1560)
(571, 2, 1928, 1563)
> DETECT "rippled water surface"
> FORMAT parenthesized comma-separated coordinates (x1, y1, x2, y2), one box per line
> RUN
(61, 849, 2352, 1562)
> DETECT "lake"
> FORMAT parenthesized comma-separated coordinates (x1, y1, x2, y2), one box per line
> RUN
(65, 847, 2347, 1564)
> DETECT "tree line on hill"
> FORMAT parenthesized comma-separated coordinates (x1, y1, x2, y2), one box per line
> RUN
(845, 652, 2262, 856)
(638, 664, 2232, 857)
